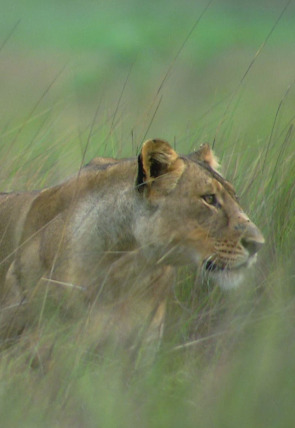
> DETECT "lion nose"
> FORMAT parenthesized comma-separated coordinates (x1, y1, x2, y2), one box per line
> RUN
(240, 233, 265, 256)
(240, 219, 265, 257)
(239, 221, 265, 256)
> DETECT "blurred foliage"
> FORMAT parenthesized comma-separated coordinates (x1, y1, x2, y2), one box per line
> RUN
(0, 0, 295, 427)
(0, 0, 294, 165)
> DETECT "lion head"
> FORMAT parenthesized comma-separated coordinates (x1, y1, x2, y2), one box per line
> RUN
(135, 139, 264, 289)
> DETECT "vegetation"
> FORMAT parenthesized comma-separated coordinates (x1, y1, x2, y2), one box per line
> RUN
(0, 0, 294, 426)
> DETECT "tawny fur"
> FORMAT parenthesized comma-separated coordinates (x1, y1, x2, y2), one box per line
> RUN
(0, 139, 264, 357)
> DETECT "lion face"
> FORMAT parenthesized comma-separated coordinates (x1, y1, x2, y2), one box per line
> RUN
(135, 139, 264, 289)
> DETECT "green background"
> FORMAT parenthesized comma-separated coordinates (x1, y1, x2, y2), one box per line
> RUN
(0, 1, 295, 427)
(1, 0, 294, 173)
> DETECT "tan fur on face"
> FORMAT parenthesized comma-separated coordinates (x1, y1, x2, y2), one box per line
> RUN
(0, 139, 264, 356)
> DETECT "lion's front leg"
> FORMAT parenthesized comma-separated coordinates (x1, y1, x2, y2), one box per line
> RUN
(81, 252, 175, 364)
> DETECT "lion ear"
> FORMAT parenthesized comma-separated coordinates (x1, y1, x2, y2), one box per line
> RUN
(188, 144, 220, 171)
(136, 139, 185, 195)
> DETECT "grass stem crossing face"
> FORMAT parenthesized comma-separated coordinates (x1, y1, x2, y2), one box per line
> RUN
(0, 139, 264, 353)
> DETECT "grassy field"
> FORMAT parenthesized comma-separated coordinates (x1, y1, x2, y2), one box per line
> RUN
(0, 0, 295, 427)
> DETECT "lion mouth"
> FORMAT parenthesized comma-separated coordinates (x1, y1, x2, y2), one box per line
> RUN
(204, 257, 255, 273)
(203, 258, 252, 290)
(204, 260, 222, 272)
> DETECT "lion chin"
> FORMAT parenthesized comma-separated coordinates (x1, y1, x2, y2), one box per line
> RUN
(211, 271, 245, 290)
(204, 254, 258, 290)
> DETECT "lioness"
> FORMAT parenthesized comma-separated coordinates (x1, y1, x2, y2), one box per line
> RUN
(0, 139, 264, 356)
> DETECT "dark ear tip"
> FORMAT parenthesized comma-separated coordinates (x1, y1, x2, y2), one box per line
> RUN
(200, 143, 210, 149)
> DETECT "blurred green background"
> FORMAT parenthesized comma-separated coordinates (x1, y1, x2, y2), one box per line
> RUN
(0, 0, 294, 182)
(0, 1, 295, 427)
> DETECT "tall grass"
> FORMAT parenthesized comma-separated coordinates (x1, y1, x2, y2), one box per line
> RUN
(0, 1, 295, 427)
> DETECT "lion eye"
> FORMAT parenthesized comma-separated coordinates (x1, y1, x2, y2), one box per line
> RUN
(202, 194, 217, 206)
